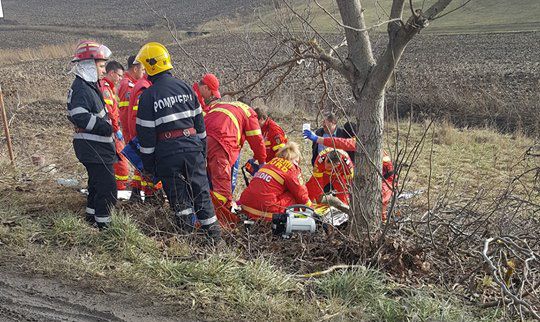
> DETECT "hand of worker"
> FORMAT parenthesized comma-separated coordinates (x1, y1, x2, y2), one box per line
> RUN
(303, 129, 319, 142)
(115, 130, 124, 141)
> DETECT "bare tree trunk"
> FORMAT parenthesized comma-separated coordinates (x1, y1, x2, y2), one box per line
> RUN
(350, 88, 385, 240)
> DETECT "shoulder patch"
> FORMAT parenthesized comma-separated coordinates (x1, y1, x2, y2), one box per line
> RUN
(128, 82, 135, 88)
(104, 82, 110, 87)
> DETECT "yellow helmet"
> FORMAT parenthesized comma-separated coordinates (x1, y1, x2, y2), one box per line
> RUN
(135, 42, 173, 76)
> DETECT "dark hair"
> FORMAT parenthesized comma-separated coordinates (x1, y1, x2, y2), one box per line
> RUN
(343, 122, 357, 138)
(128, 55, 139, 69)
(323, 112, 337, 124)
(253, 107, 268, 120)
(325, 150, 341, 164)
(105, 60, 124, 73)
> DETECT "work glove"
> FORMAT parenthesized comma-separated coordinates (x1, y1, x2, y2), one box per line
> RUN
(245, 159, 260, 176)
(115, 130, 124, 141)
(303, 129, 319, 143)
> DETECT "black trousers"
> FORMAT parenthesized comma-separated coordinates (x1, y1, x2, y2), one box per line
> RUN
(156, 151, 217, 227)
(83, 163, 117, 224)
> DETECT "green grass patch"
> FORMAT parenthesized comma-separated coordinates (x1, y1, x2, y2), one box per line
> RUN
(205, 0, 540, 34)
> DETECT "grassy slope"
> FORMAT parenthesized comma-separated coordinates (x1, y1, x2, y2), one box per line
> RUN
(219, 0, 540, 34)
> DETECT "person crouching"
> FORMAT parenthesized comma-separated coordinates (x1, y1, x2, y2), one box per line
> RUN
(239, 142, 311, 221)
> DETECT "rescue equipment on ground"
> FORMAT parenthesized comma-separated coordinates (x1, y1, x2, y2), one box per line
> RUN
(272, 205, 316, 238)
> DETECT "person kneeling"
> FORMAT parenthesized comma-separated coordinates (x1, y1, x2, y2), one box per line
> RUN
(239, 142, 311, 221)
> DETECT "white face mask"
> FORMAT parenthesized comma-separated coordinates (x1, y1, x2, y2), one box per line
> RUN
(70, 59, 98, 83)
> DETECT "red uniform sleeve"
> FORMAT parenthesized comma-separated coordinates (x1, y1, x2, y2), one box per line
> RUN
(99, 82, 120, 132)
(269, 121, 287, 152)
(126, 90, 141, 141)
(322, 137, 356, 151)
(244, 109, 267, 164)
(284, 166, 310, 205)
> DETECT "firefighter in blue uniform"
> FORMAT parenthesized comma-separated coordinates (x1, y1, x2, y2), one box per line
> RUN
(134, 42, 221, 241)
(67, 41, 117, 229)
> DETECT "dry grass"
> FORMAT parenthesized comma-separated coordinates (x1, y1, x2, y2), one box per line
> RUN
(0, 43, 76, 65)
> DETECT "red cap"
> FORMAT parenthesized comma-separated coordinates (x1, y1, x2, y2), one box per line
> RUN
(201, 73, 221, 99)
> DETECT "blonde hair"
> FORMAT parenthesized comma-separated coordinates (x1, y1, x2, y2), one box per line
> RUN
(276, 142, 301, 161)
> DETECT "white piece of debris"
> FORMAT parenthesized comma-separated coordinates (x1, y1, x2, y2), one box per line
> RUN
(398, 190, 424, 200)
(117, 190, 132, 200)
(0, 0, 3, 18)
(79, 188, 133, 201)
(57, 178, 79, 187)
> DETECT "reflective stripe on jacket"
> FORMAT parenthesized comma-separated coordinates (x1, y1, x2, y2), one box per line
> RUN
(67, 76, 116, 164)
(239, 157, 310, 216)
(205, 101, 266, 164)
(261, 118, 287, 162)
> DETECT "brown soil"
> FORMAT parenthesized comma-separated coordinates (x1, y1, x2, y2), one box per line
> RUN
(0, 259, 190, 322)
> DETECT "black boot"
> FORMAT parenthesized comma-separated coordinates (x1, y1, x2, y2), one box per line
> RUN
(129, 187, 143, 203)
(175, 210, 195, 233)
(201, 222, 223, 245)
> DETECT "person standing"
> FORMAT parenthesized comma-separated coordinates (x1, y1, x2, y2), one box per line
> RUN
(118, 55, 145, 134)
(205, 99, 266, 226)
(134, 42, 221, 241)
(311, 112, 349, 165)
(67, 40, 116, 229)
(99, 60, 130, 191)
(193, 73, 221, 114)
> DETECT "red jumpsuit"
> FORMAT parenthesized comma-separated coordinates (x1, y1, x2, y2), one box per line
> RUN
(306, 147, 354, 205)
(239, 157, 311, 221)
(126, 76, 156, 196)
(261, 118, 287, 162)
(117, 72, 136, 134)
(99, 77, 129, 190)
(319, 137, 397, 219)
(204, 101, 266, 226)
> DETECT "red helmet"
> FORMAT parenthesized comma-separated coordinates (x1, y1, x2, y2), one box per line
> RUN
(72, 40, 111, 62)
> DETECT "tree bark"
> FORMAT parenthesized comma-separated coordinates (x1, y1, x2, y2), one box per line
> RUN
(350, 86, 385, 240)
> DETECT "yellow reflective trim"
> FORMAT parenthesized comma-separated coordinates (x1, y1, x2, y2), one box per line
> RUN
(104, 99, 114, 105)
(245, 129, 261, 136)
(119, 101, 129, 107)
(226, 101, 251, 117)
(133, 105, 138, 111)
(272, 143, 285, 151)
(212, 191, 228, 203)
(313, 172, 324, 178)
(115, 175, 129, 181)
(133, 175, 142, 181)
(209, 107, 241, 146)
(264, 140, 271, 146)
(259, 168, 285, 185)
(241, 205, 273, 218)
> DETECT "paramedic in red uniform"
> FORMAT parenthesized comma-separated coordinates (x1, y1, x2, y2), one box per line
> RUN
(239, 142, 311, 221)
(99, 60, 130, 190)
(306, 147, 355, 205)
(205, 100, 266, 226)
(126, 75, 156, 199)
(118, 55, 145, 133)
(253, 107, 287, 162)
(193, 73, 221, 114)
(304, 130, 396, 220)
